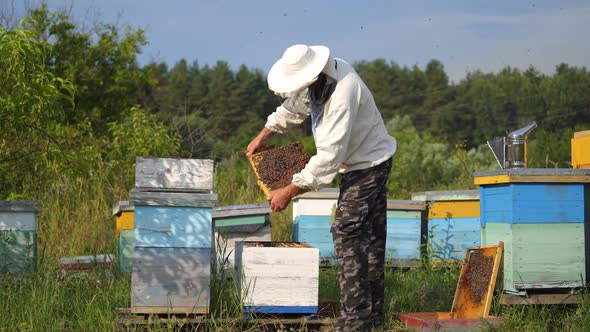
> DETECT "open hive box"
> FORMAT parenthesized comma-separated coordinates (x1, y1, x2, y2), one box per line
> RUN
(248, 142, 310, 198)
(397, 242, 504, 330)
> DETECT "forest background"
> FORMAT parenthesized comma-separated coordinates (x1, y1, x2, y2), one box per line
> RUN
(1, 5, 589, 259)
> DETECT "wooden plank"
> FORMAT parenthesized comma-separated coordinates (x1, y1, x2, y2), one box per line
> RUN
(214, 215, 267, 228)
(130, 190, 217, 208)
(387, 210, 422, 219)
(135, 157, 214, 191)
(213, 203, 270, 218)
(134, 206, 212, 248)
(112, 200, 134, 216)
(0, 211, 38, 231)
(500, 293, 584, 305)
(0, 201, 41, 212)
(411, 190, 479, 201)
(474, 169, 590, 185)
(428, 201, 480, 219)
(387, 200, 426, 211)
(132, 247, 211, 311)
(0, 230, 36, 274)
(61, 254, 113, 270)
(130, 306, 208, 315)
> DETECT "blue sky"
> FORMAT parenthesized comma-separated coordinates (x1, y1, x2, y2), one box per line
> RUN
(10, 0, 590, 83)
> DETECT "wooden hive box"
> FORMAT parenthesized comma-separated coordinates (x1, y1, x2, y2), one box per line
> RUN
(386, 200, 427, 266)
(213, 203, 271, 271)
(248, 142, 310, 198)
(411, 190, 481, 261)
(112, 201, 134, 274)
(130, 157, 217, 314)
(236, 241, 319, 314)
(292, 189, 339, 263)
(572, 130, 590, 169)
(475, 168, 590, 294)
(0, 201, 40, 275)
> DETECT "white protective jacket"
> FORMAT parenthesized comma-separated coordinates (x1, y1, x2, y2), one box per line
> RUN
(265, 58, 397, 191)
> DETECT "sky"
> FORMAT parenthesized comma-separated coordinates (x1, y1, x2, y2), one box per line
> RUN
(8, 0, 590, 83)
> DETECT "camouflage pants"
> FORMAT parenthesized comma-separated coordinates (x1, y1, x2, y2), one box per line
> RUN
(331, 158, 392, 332)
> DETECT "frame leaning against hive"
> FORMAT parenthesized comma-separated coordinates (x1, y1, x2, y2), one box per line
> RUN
(248, 142, 310, 198)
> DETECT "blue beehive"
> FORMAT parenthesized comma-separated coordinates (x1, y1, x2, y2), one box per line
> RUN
(130, 157, 217, 314)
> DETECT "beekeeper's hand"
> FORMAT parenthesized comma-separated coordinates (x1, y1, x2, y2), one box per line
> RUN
(246, 128, 274, 157)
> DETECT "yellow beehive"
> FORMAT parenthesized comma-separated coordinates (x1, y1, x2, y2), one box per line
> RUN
(572, 130, 590, 169)
(112, 201, 134, 236)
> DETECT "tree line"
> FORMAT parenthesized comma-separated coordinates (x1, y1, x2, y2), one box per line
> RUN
(1, 5, 589, 200)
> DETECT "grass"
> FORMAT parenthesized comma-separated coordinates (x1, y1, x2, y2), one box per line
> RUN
(3, 157, 590, 331)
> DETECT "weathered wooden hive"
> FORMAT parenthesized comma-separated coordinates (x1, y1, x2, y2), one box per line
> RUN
(292, 189, 339, 263)
(0, 201, 40, 275)
(112, 200, 134, 274)
(386, 200, 427, 266)
(248, 142, 310, 198)
(475, 168, 590, 294)
(411, 190, 481, 260)
(236, 241, 319, 314)
(213, 203, 271, 271)
(130, 157, 217, 314)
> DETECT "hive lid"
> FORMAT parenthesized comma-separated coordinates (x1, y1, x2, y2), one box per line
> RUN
(0, 201, 41, 212)
(387, 199, 426, 211)
(293, 188, 340, 200)
(474, 168, 590, 185)
(135, 157, 214, 192)
(248, 142, 310, 198)
(213, 203, 271, 218)
(450, 242, 503, 319)
(111, 200, 134, 216)
(130, 189, 218, 207)
(411, 190, 480, 201)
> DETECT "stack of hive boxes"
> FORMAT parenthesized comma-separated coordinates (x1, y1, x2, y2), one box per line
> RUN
(476, 168, 590, 295)
(130, 157, 217, 314)
(0, 201, 40, 275)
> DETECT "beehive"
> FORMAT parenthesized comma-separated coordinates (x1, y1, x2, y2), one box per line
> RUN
(411, 190, 481, 260)
(292, 189, 339, 263)
(572, 130, 590, 169)
(213, 203, 271, 270)
(112, 201, 134, 274)
(248, 142, 310, 198)
(130, 157, 217, 314)
(475, 168, 590, 294)
(0, 201, 40, 275)
(386, 200, 427, 266)
(236, 241, 319, 314)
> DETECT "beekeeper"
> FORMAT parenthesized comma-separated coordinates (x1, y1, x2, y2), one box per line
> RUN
(246, 44, 396, 332)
